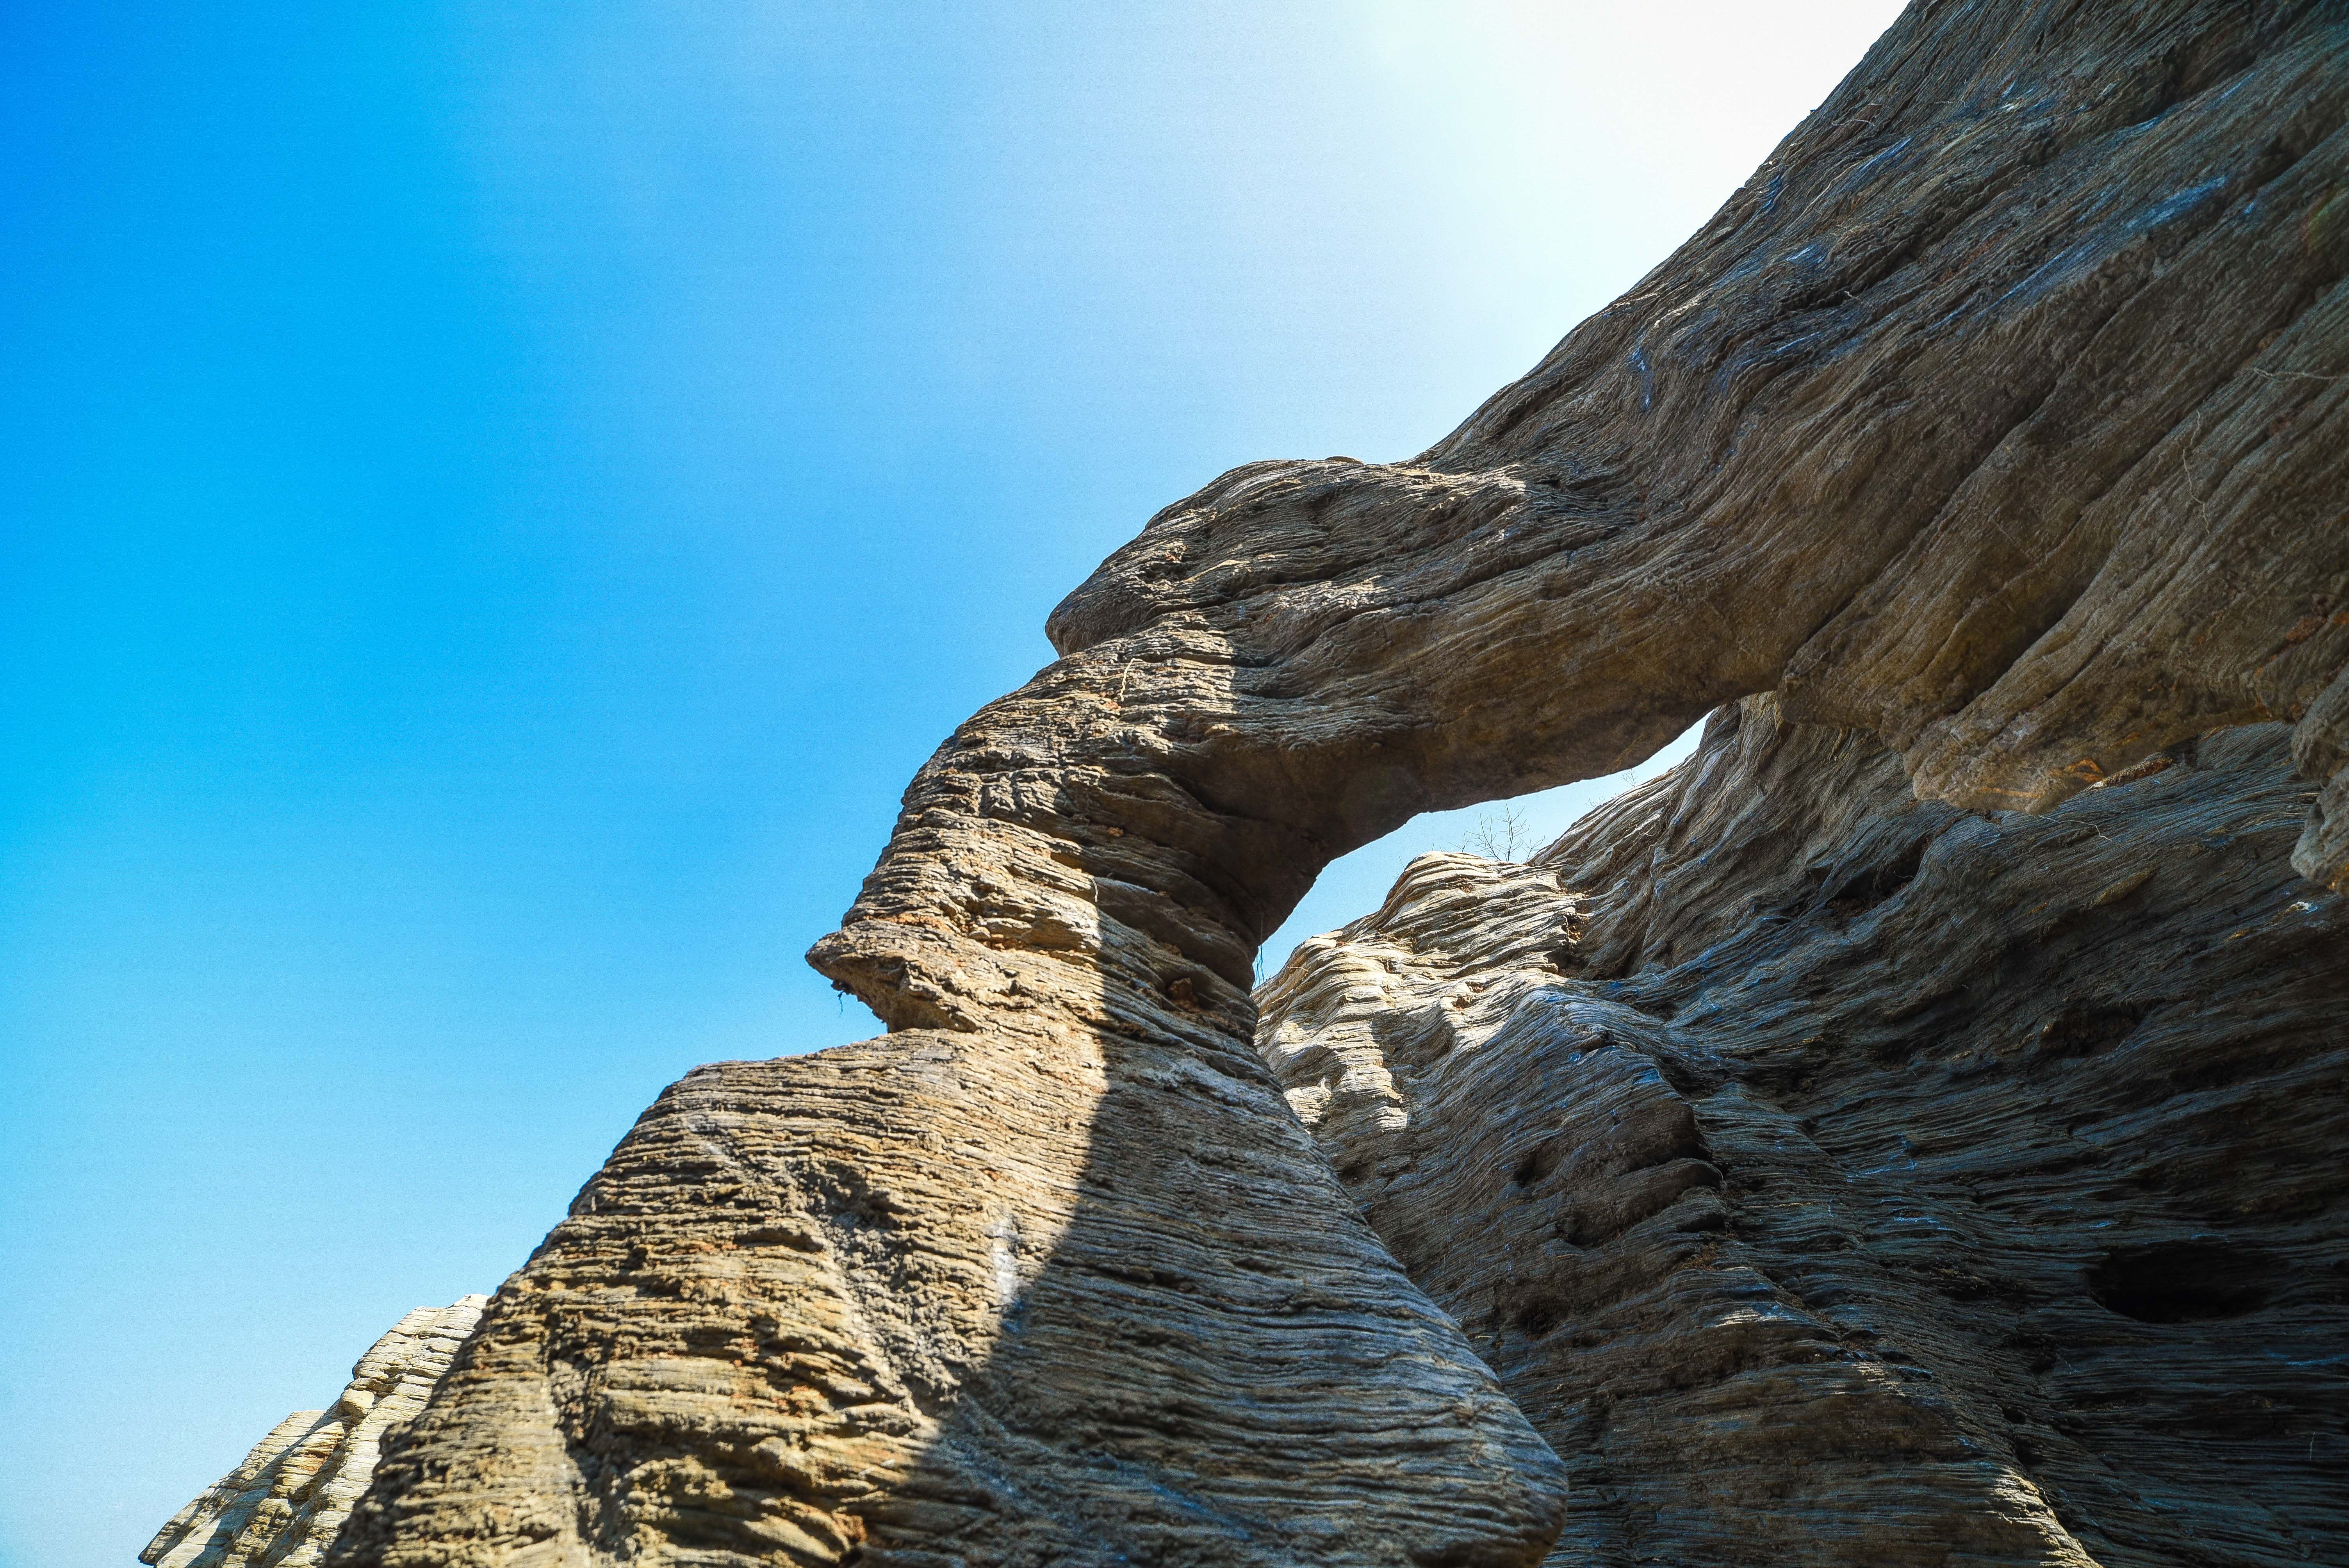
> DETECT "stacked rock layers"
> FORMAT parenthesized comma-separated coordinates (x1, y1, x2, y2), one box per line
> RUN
(1260, 703, 2348, 1566)
(144, 1298, 489, 1568)
(289, 1, 2349, 1563)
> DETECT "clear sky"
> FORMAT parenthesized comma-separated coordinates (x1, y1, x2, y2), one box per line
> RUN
(0, 4, 1903, 1561)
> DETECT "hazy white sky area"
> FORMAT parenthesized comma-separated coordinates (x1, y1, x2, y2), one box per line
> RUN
(4, 5, 1903, 1562)
(1223, 1, 1912, 963)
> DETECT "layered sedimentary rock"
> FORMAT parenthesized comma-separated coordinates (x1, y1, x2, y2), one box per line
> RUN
(1260, 700, 2349, 1565)
(146, 1298, 488, 1568)
(332, 1038, 1556, 1566)
(311, 2, 2348, 1564)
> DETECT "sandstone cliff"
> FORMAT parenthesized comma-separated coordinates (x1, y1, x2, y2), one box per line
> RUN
(1260, 701, 2347, 1566)
(152, 1, 2349, 1563)
(144, 1298, 488, 1568)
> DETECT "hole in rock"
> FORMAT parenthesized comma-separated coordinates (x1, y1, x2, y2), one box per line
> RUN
(2086, 1240, 2285, 1323)
(1255, 722, 1705, 983)
(1821, 835, 1928, 918)
(1513, 1299, 1564, 1339)
(1511, 1137, 1563, 1188)
(2035, 1001, 2149, 1062)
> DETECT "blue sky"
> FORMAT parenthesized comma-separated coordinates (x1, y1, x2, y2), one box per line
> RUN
(0, 4, 1900, 1561)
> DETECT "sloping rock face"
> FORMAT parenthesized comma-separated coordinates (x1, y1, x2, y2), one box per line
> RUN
(146, 1298, 488, 1568)
(315, 2, 2348, 1564)
(1259, 701, 2349, 1566)
(329, 1040, 1557, 1567)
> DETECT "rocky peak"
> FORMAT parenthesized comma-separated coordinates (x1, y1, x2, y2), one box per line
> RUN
(153, 1, 2349, 1562)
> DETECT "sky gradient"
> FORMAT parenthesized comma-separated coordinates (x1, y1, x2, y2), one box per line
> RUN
(0, 4, 1902, 1561)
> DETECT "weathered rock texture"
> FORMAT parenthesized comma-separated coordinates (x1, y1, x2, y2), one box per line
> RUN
(308, 1, 2348, 1564)
(330, 1038, 1557, 1567)
(147, 1298, 488, 1568)
(1260, 701, 2349, 1566)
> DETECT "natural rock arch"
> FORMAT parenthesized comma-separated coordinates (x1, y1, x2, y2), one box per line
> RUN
(327, 2, 2347, 1563)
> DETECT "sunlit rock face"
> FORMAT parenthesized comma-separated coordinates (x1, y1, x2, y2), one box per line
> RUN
(144, 1298, 488, 1568)
(1259, 699, 2349, 1567)
(168, 0, 2349, 1562)
(323, 1040, 1563, 1568)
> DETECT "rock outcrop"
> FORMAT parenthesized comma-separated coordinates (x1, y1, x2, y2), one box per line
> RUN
(272, 1, 2347, 1564)
(1259, 701, 2348, 1566)
(329, 1037, 1559, 1567)
(146, 1298, 488, 1568)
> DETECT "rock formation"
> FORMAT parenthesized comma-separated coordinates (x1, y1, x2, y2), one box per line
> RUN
(1259, 701, 2347, 1565)
(145, 1298, 488, 1568)
(157, 0, 2348, 1563)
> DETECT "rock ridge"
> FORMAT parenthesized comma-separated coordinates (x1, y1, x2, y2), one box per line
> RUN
(145, 1297, 489, 1568)
(163, 2, 2349, 1564)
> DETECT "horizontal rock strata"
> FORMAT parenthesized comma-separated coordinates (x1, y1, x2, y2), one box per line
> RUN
(330, 1037, 1559, 1567)
(1259, 700, 2349, 1566)
(312, 1, 2349, 1563)
(146, 1297, 488, 1568)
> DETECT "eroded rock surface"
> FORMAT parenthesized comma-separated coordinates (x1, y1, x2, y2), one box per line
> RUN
(146, 1298, 488, 1568)
(1260, 701, 2349, 1566)
(312, 1, 2348, 1563)
(331, 1038, 1558, 1567)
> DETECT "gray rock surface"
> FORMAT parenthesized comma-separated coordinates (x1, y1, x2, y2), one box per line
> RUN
(1260, 701, 2348, 1566)
(303, 1, 2349, 1563)
(145, 1298, 488, 1568)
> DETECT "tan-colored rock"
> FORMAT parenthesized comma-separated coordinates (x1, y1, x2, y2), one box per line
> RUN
(1260, 701, 2349, 1566)
(318, 2, 2348, 1563)
(145, 1298, 487, 1568)
(330, 1037, 1561, 1568)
